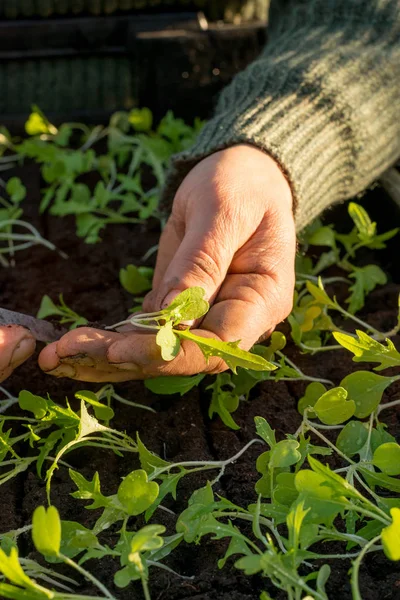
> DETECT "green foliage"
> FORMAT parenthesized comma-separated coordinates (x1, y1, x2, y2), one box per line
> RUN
(110, 287, 276, 375)
(37, 294, 88, 329)
(2, 106, 204, 244)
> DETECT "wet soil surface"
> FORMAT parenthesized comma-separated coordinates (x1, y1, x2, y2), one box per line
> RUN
(1, 165, 400, 599)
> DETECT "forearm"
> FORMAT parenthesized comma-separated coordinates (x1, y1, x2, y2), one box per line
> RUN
(163, 0, 400, 231)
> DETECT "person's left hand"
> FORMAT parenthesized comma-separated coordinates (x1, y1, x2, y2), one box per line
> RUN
(0, 325, 36, 383)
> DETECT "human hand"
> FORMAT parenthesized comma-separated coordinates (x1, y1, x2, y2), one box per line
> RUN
(0, 325, 36, 383)
(38, 145, 296, 382)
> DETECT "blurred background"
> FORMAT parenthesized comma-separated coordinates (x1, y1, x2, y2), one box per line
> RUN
(0, 0, 269, 127)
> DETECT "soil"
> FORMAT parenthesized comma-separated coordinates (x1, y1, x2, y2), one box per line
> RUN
(1, 164, 400, 600)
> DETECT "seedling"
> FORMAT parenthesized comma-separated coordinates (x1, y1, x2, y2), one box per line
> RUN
(37, 295, 88, 329)
(108, 287, 276, 373)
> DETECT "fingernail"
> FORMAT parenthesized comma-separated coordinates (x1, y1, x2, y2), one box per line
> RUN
(110, 361, 140, 372)
(45, 364, 76, 378)
(161, 289, 182, 309)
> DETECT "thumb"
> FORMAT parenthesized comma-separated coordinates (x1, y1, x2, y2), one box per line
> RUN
(154, 226, 236, 312)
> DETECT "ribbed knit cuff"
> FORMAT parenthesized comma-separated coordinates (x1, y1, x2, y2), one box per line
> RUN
(162, 1, 400, 231)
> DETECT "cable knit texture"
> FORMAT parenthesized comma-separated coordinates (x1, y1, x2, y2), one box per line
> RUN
(163, 0, 400, 231)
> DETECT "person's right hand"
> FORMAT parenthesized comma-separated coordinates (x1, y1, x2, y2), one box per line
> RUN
(0, 325, 36, 383)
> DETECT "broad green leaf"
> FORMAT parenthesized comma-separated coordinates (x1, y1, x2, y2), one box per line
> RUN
(333, 330, 400, 371)
(119, 264, 153, 295)
(164, 287, 209, 322)
(273, 472, 298, 506)
(336, 421, 368, 457)
(306, 280, 336, 308)
(6, 177, 26, 203)
(234, 554, 264, 575)
(346, 265, 387, 314)
(156, 322, 180, 361)
(32, 506, 61, 557)
(382, 508, 400, 561)
(373, 443, 400, 476)
(255, 417, 276, 447)
(297, 382, 326, 417)
(75, 391, 114, 421)
(370, 423, 396, 453)
(37, 295, 64, 319)
(178, 330, 276, 373)
(117, 470, 159, 516)
(128, 107, 153, 132)
(145, 374, 205, 396)
(25, 108, 56, 136)
(130, 525, 165, 553)
(307, 456, 361, 501)
(60, 521, 98, 558)
(314, 387, 355, 425)
(269, 440, 301, 468)
(136, 434, 170, 474)
(307, 225, 336, 248)
(145, 469, 187, 521)
(341, 371, 393, 418)
(18, 391, 48, 420)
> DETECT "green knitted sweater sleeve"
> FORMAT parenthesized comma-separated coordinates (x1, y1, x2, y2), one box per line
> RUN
(163, 0, 400, 232)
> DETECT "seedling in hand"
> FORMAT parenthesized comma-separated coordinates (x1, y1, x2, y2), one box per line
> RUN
(107, 287, 276, 373)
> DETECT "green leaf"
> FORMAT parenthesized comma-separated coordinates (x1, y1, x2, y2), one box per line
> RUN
(128, 107, 153, 132)
(60, 521, 99, 559)
(306, 280, 336, 308)
(156, 322, 180, 361)
(136, 434, 170, 474)
(6, 177, 26, 203)
(269, 440, 301, 469)
(0, 547, 38, 592)
(286, 500, 310, 551)
(382, 508, 400, 561)
(341, 371, 393, 418)
(373, 443, 400, 476)
(177, 330, 276, 374)
(314, 387, 355, 425)
(346, 265, 387, 314)
(307, 456, 361, 501)
(117, 470, 159, 516)
(308, 225, 336, 248)
(336, 421, 368, 457)
(333, 330, 400, 371)
(69, 469, 111, 509)
(37, 295, 64, 319)
(119, 264, 153, 295)
(32, 506, 61, 557)
(164, 287, 209, 322)
(25, 107, 56, 136)
(348, 202, 376, 242)
(130, 525, 165, 553)
(207, 374, 240, 430)
(18, 391, 48, 420)
(255, 417, 276, 447)
(145, 374, 205, 396)
(75, 390, 114, 421)
(297, 382, 326, 417)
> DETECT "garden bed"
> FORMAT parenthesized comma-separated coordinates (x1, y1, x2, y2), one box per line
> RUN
(1, 155, 400, 599)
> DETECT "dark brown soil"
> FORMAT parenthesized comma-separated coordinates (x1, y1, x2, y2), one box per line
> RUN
(1, 164, 400, 600)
